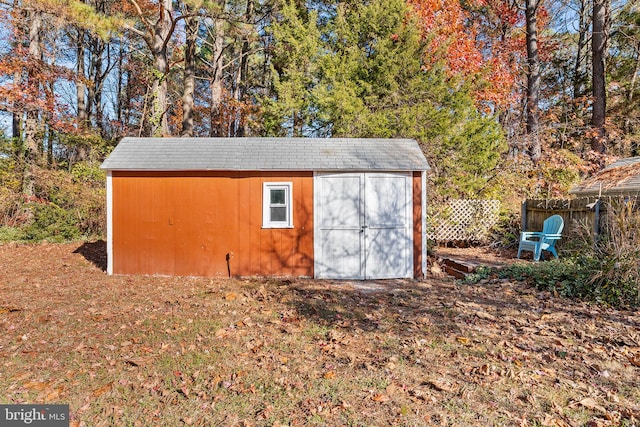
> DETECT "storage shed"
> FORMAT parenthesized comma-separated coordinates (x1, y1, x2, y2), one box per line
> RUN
(570, 156, 640, 197)
(101, 138, 430, 280)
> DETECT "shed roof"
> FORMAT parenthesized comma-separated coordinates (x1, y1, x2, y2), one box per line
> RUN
(569, 156, 640, 196)
(101, 137, 430, 172)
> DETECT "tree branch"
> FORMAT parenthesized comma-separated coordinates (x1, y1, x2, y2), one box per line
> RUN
(126, 0, 153, 34)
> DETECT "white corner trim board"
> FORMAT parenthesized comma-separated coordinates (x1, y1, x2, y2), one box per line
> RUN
(421, 171, 427, 278)
(106, 171, 113, 275)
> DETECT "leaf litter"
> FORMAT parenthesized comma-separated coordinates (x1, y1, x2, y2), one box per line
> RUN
(0, 242, 639, 426)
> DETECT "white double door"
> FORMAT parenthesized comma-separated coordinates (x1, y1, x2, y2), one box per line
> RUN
(315, 172, 412, 279)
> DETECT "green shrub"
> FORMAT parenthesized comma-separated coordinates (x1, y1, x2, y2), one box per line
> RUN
(497, 260, 592, 297)
(22, 203, 82, 242)
(0, 226, 26, 242)
(467, 256, 639, 308)
(70, 161, 105, 185)
(465, 260, 592, 298)
(462, 266, 492, 283)
(33, 168, 106, 239)
(0, 165, 106, 243)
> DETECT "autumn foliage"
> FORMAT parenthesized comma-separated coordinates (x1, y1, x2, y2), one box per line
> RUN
(407, 0, 524, 110)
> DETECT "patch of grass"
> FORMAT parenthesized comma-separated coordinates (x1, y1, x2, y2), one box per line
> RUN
(303, 323, 330, 340)
(0, 226, 26, 242)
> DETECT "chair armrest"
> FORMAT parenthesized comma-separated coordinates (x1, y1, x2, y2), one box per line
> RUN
(542, 233, 562, 240)
(521, 231, 543, 239)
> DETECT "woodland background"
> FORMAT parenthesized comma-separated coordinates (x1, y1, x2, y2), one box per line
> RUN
(0, 0, 638, 242)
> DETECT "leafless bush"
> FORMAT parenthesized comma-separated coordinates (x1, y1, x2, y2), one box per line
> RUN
(588, 197, 640, 304)
(0, 187, 25, 227)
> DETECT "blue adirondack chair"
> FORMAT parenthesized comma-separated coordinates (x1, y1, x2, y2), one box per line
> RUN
(517, 215, 564, 262)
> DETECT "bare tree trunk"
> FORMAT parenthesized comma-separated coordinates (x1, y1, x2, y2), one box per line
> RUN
(182, 9, 197, 137)
(627, 42, 640, 156)
(145, 0, 172, 137)
(573, 0, 590, 100)
(94, 42, 110, 137)
(591, 0, 608, 153)
(209, 18, 225, 137)
(86, 36, 108, 131)
(77, 29, 87, 128)
(116, 46, 124, 125)
(23, 10, 43, 197)
(11, 0, 22, 143)
(76, 28, 89, 161)
(12, 68, 22, 141)
(116, 43, 134, 132)
(47, 124, 53, 165)
(236, 0, 253, 137)
(526, 0, 541, 163)
(124, 65, 136, 132)
(44, 65, 55, 167)
(46, 80, 55, 165)
(293, 112, 303, 137)
(627, 43, 640, 106)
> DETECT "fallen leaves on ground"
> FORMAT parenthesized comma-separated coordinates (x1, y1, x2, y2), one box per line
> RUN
(0, 242, 639, 426)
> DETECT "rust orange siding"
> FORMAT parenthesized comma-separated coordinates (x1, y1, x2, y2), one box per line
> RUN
(112, 171, 314, 277)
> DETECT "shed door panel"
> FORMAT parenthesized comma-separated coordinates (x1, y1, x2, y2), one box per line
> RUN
(315, 174, 364, 279)
(315, 173, 412, 279)
(364, 174, 411, 279)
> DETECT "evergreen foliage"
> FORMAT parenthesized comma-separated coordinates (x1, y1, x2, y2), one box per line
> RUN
(262, 0, 322, 137)
(265, 0, 506, 199)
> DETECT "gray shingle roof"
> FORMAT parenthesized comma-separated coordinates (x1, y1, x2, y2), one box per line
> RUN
(101, 138, 430, 171)
(569, 156, 640, 196)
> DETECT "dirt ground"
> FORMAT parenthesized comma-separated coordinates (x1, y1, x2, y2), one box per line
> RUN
(432, 245, 521, 267)
(1, 242, 639, 426)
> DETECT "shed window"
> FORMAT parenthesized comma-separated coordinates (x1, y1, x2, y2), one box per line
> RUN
(263, 182, 293, 228)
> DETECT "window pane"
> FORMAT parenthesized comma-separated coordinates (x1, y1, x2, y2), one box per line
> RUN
(270, 189, 286, 204)
(263, 183, 292, 228)
(271, 207, 287, 222)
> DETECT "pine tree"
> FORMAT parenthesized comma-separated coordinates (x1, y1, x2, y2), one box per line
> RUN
(313, 0, 507, 198)
(261, 0, 321, 137)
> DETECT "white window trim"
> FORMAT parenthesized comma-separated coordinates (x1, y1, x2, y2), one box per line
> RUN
(262, 182, 293, 228)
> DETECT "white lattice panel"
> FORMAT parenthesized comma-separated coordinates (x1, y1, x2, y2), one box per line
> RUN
(428, 199, 500, 242)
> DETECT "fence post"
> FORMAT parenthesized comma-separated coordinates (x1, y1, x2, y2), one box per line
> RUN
(593, 199, 601, 245)
(521, 200, 527, 232)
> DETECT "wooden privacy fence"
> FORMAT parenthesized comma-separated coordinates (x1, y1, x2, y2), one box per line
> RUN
(428, 199, 500, 243)
(522, 198, 601, 241)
